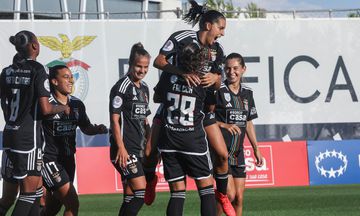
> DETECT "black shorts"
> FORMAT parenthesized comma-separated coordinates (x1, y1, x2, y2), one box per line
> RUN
(1, 150, 17, 183)
(7, 148, 43, 180)
(228, 165, 246, 178)
(111, 154, 144, 181)
(41, 154, 75, 190)
(203, 112, 217, 127)
(161, 151, 213, 182)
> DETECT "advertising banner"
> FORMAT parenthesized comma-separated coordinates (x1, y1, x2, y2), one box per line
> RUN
(0, 20, 359, 141)
(75, 140, 309, 194)
(244, 140, 309, 187)
(307, 140, 360, 185)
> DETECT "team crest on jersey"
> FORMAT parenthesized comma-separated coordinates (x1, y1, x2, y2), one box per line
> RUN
(162, 40, 174, 52)
(73, 108, 79, 119)
(224, 93, 231, 102)
(243, 99, 249, 111)
(170, 75, 178, 84)
(38, 34, 97, 100)
(211, 50, 217, 61)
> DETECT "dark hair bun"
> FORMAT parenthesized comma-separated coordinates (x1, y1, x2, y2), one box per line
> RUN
(9, 32, 30, 48)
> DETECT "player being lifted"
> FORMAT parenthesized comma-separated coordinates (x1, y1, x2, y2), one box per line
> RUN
(41, 65, 108, 216)
(146, 0, 235, 215)
(109, 43, 152, 216)
(0, 30, 70, 216)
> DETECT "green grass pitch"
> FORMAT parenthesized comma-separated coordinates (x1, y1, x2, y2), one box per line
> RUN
(75, 184, 360, 216)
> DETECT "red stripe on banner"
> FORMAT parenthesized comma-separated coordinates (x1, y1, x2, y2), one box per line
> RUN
(67, 59, 90, 70)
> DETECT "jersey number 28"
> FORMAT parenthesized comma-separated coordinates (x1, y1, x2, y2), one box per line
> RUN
(167, 92, 195, 126)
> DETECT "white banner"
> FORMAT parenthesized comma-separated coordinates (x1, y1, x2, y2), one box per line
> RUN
(0, 19, 359, 128)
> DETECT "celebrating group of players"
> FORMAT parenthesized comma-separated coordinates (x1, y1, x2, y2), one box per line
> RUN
(0, 0, 263, 216)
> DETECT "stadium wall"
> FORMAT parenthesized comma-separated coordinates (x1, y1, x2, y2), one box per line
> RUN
(0, 19, 359, 194)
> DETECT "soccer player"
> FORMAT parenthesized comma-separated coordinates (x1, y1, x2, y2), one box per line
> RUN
(215, 53, 263, 216)
(109, 43, 151, 216)
(41, 65, 108, 216)
(154, 42, 217, 216)
(0, 30, 70, 216)
(150, 1, 234, 215)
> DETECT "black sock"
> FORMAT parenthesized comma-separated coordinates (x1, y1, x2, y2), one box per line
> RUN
(119, 194, 134, 216)
(0, 203, 10, 216)
(198, 185, 216, 216)
(166, 190, 185, 216)
(214, 172, 228, 194)
(29, 187, 44, 216)
(124, 189, 145, 216)
(11, 191, 37, 216)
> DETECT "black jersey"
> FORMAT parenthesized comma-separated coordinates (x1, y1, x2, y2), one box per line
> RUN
(42, 94, 91, 157)
(109, 75, 151, 157)
(160, 30, 225, 74)
(215, 81, 258, 166)
(0, 55, 50, 152)
(156, 73, 210, 154)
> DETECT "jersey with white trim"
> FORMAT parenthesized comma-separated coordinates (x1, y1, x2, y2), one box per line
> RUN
(215, 81, 258, 166)
(109, 75, 151, 157)
(0, 55, 50, 151)
(160, 30, 225, 75)
(155, 72, 209, 154)
(42, 94, 91, 157)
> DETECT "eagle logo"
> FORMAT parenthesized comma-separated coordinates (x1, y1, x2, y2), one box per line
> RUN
(38, 34, 96, 59)
(38, 34, 96, 100)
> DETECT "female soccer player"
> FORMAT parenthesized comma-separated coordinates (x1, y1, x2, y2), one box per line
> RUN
(215, 53, 263, 216)
(149, 1, 234, 215)
(155, 42, 217, 216)
(41, 65, 108, 216)
(109, 43, 151, 216)
(0, 30, 70, 216)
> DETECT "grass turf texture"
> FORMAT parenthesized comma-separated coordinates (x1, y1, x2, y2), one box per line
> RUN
(7, 184, 358, 215)
(74, 184, 360, 216)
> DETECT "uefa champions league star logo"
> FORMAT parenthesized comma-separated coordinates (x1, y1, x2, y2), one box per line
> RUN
(38, 34, 96, 100)
(315, 149, 348, 178)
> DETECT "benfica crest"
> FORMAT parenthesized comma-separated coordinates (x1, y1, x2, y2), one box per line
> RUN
(38, 34, 96, 100)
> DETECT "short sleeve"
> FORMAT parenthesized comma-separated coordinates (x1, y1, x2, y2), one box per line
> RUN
(159, 32, 179, 59)
(247, 91, 258, 121)
(77, 101, 91, 128)
(34, 66, 51, 98)
(109, 86, 124, 115)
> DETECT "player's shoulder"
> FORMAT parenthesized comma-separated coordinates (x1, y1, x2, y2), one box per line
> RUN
(241, 84, 254, 94)
(170, 30, 197, 42)
(112, 76, 132, 94)
(27, 59, 47, 73)
(69, 95, 86, 107)
(140, 80, 149, 89)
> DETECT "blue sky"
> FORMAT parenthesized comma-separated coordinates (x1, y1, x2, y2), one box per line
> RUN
(193, 0, 360, 10)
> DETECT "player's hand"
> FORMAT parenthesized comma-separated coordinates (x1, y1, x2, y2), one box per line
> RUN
(95, 124, 108, 134)
(201, 73, 218, 88)
(221, 123, 241, 135)
(182, 73, 201, 87)
(254, 148, 264, 167)
(115, 147, 129, 168)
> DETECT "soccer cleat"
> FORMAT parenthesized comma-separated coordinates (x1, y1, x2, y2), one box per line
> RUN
(144, 174, 158, 205)
(215, 189, 236, 216)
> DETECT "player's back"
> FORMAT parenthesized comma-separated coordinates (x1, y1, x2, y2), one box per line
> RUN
(0, 58, 46, 128)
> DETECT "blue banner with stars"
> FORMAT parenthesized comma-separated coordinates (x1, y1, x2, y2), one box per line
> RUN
(307, 140, 360, 185)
